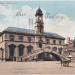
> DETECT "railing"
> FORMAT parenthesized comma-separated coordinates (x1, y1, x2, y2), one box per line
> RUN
(24, 46, 50, 60)
(24, 46, 71, 62)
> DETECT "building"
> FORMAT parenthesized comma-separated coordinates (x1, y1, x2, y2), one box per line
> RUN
(0, 8, 65, 61)
(63, 37, 75, 62)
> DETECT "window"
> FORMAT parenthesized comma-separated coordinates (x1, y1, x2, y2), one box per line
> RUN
(53, 40, 56, 44)
(5, 34, 8, 39)
(39, 41, 43, 48)
(28, 36, 31, 42)
(46, 39, 50, 44)
(9, 35, 14, 41)
(19, 35, 24, 41)
(73, 39, 75, 47)
(38, 40, 43, 48)
(59, 40, 62, 45)
(59, 48, 63, 54)
(27, 45, 33, 54)
(39, 42, 42, 48)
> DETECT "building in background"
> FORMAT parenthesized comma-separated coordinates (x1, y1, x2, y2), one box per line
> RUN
(63, 37, 75, 62)
(0, 8, 65, 61)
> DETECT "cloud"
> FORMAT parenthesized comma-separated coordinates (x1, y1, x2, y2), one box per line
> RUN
(0, 4, 75, 40)
(0, 5, 35, 30)
(44, 14, 75, 39)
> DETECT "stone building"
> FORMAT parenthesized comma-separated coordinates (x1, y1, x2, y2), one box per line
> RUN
(0, 8, 65, 61)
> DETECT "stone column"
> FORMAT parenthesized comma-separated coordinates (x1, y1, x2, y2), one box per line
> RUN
(24, 47, 28, 61)
(23, 47, 26, 61)
(15, 46, 19, 62)
(5, 41, 9, 61)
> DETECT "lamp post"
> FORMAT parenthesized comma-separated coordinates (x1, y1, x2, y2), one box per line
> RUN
(0, 48, 4, 61)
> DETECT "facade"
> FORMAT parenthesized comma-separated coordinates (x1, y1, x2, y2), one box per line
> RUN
(0, 8, 65, 61)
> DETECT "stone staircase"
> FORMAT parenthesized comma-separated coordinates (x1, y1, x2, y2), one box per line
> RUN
(24, 47, 70, 61)
(24, 47, 49, 61)
(51, 51, 70, 61)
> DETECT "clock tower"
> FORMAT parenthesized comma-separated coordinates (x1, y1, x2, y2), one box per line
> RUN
(35, 8, 44, 34)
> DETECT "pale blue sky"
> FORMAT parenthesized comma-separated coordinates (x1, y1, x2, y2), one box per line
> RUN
(0, 1, 75, 20)
(7, 1, 75, 20)
(0, 1, 75, 38)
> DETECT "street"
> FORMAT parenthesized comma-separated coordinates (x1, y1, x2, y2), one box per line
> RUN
(0, 61, 75, 74)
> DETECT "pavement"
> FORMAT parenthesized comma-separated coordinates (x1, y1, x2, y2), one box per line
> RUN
(0, 61, 75, 74)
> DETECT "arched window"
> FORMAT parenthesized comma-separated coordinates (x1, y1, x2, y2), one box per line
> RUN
(38, 40, 43, 48)
(18, 44, 25, 56)
(9, 44, 16, 57)
(46, 38, 50, 44)
(59, 40, 62, 45)
(52, 47, 57, 52)
(27, 45, 33, 54)
(53, 40, 56, 44)
(39, 42, 42, 48)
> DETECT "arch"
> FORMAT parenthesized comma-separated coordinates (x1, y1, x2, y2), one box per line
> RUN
(27, 45, 33, 54)
(18, 44, 25, 48)
(18, 44, 25, 56)
(9, 44, 16, 48)
(8, 44, 16, 61)
(59, 47, 63, 54)
(52, 47, 57, 52)
(37, 52, 61, 61)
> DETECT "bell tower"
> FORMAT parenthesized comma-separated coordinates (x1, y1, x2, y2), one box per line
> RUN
(35, 8, 44, 34)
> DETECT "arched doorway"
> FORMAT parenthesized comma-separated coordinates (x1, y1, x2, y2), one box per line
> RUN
(27, 45, 33, 54)
(9, 44, 16, 61)
(18, 44, 25, 56)
(18, 44, 25, 61)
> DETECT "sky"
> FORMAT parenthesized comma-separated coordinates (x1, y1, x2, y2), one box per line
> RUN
(0, 1, 75, 40)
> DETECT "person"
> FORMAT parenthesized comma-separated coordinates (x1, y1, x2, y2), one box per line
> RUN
(34, 56, 38, 62)
(60, 59, 70, 67)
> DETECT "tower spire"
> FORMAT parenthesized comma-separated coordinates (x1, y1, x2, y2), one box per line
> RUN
(35, 7, 44, 34)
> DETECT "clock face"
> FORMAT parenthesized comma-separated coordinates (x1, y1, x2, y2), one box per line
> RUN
(39, 17, 42, 20)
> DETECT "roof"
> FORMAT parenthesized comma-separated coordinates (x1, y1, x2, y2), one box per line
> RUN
(35, 8, 43, 16)
(2, 27, 65, 40)
(3, 27, 35, 35)
(45, 32, 65, 40)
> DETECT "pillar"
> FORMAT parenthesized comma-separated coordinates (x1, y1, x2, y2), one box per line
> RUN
(15, 46, 19, 62)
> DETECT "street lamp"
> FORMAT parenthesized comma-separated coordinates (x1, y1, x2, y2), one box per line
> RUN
(0, 47, 4, 61)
